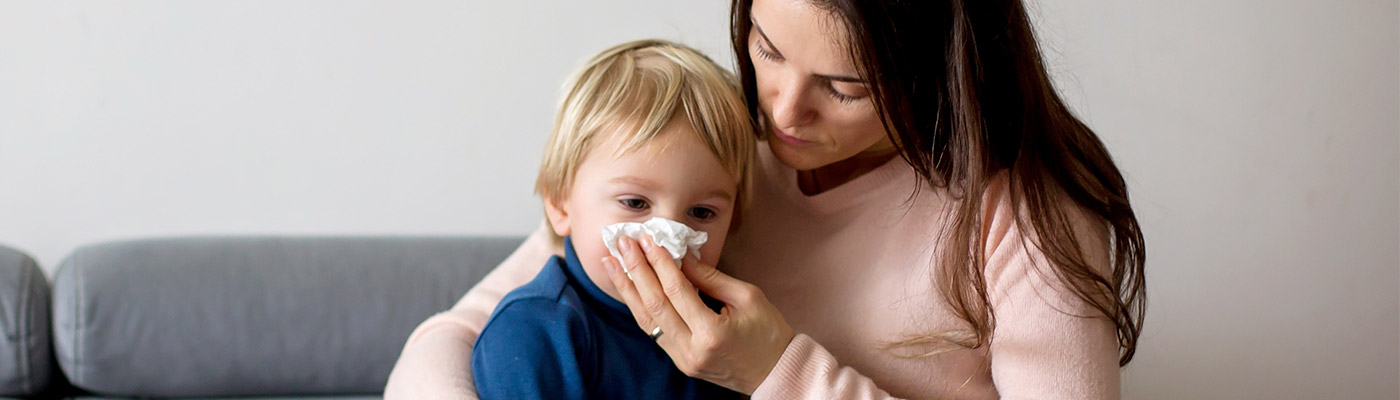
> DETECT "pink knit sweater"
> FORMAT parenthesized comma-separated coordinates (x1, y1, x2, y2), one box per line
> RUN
(385, 142, 1121, 399)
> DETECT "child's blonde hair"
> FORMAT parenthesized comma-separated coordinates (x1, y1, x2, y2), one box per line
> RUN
(536, 39, 756, 240)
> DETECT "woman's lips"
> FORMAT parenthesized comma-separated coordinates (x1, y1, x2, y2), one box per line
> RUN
(770, 124, 816, 147)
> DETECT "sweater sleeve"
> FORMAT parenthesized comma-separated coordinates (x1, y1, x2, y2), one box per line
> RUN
(384, 222, 560, 400)
(980, 185, 1120, 400)
(750, 333, 901, 400)
(471, 299, 592, 400)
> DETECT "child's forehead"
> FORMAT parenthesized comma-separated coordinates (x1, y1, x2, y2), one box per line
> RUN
(590, 118, 697, 159)
(582, 129, 739, 187)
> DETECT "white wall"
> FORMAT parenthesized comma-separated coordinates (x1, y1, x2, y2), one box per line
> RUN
(1032, 1, 1399, 398)
(0, 1, 732, 271)
(1, 1, 1396, 398)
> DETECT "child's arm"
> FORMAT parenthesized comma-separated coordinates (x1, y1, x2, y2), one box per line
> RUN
(471, 299, 593, 400)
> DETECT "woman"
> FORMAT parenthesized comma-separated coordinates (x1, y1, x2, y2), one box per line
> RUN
(386, 0, 1145, 398)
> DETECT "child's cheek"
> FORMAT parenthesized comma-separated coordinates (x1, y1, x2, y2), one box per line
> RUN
(698, 233, 726, 266)
(576, 237, 609, 269)
(574, 236, 621, 297)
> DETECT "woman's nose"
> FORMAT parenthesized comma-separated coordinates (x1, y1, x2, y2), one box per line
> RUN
(769, 73, 815, 129)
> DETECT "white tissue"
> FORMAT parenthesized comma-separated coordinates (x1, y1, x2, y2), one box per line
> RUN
(600, 217, 707, 272)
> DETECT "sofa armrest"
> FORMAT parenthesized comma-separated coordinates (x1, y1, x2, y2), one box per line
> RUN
(0, 244, 51, 397)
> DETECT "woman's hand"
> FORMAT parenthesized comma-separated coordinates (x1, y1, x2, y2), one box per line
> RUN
(601, 235, 796, 395)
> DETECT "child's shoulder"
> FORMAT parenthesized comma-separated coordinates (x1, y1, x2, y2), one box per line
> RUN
(480, 255, 594, 339)
(472, 257, 601, 400)
(497, 255, 575, 304)
(474, 256, 599, 380)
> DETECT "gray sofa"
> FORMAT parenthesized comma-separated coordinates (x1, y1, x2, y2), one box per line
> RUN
(0, 236, 523, 399)
(0, 245, 51, 398)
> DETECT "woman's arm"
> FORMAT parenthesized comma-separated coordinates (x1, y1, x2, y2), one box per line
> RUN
(602, 236, 903, 399)
(384, 222, 559, 400)
(748, 195, 1121, 400)
(981, 190, 1121, 400)
(749, 333, 900, 399)
(603, 193, 1120, 400)
(750, 240, 1119, 400)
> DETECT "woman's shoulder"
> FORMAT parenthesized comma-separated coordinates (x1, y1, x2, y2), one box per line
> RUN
(978, 170, 1114, 303)
(978, 171, 1109, 251)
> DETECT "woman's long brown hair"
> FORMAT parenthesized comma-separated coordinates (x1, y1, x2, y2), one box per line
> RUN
(730, 0, 1146, 365)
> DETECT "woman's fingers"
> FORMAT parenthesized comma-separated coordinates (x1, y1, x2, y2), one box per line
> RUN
(601, 256, 656, 330)
(609, 238, 795, 395)
(681, 256, 761, 306)
(613, 236, 693, 341)
(636, 237, 720, 327)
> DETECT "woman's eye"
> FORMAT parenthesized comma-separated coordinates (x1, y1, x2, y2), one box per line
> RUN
(824, 84, 859, 104)
(620, 199, 649, 210)
(824, 80, 869, 104)
(755, 45, 780, 62)
(753, 37, 783, 62)
(688, 207, 717, 221)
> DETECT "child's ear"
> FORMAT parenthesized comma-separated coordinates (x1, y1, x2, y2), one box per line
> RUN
(543, 195, 572, 237)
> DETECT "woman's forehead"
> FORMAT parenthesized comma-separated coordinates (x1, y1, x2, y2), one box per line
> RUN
(751, 0, 859, 75)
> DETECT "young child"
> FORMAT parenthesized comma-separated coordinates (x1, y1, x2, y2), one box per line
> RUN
(470, 39, 755, 400)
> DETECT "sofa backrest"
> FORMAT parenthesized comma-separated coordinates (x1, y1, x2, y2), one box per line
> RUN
(50, 236, 522, 398)
(0, 244, 51, 397)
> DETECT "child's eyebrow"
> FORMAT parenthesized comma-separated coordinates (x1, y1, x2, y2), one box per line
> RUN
(610, 176, 735, 202)
(703, 189, 735, 203)
(609, 176, 660, 189)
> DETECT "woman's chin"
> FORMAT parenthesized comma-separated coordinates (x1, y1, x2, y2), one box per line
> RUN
(768, 139, 831, 172)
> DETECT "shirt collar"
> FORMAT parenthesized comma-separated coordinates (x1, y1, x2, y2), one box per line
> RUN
(562, 236, 631, 317)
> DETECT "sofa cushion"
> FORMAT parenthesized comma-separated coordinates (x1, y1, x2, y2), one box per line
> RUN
(52, 236, 522, 397)
(0, 244, 51, 396)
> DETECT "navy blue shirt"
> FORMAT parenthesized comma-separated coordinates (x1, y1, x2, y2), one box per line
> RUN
(472, 237, 736, 400)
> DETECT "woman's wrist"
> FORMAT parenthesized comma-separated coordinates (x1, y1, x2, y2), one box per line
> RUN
(740, 327, 797, 395)
(747, 332, 808, 397)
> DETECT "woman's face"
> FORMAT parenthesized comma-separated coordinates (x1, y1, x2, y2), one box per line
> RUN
(748, 0, 894, 171)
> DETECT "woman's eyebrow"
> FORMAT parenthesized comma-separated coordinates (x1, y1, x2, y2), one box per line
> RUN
(751, 18, 783, 57)
(752, 17, 863, 84)
(824, 74, 863, 83)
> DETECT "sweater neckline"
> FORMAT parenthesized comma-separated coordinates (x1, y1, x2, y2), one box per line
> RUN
(761, 141, 917, 214)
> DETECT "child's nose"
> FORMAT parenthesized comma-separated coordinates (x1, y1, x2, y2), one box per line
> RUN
(655, 207, 688, 223)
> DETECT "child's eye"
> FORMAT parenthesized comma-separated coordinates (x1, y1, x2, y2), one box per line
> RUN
(688, 206, 717, 221)
(619, 198, 650, 210)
